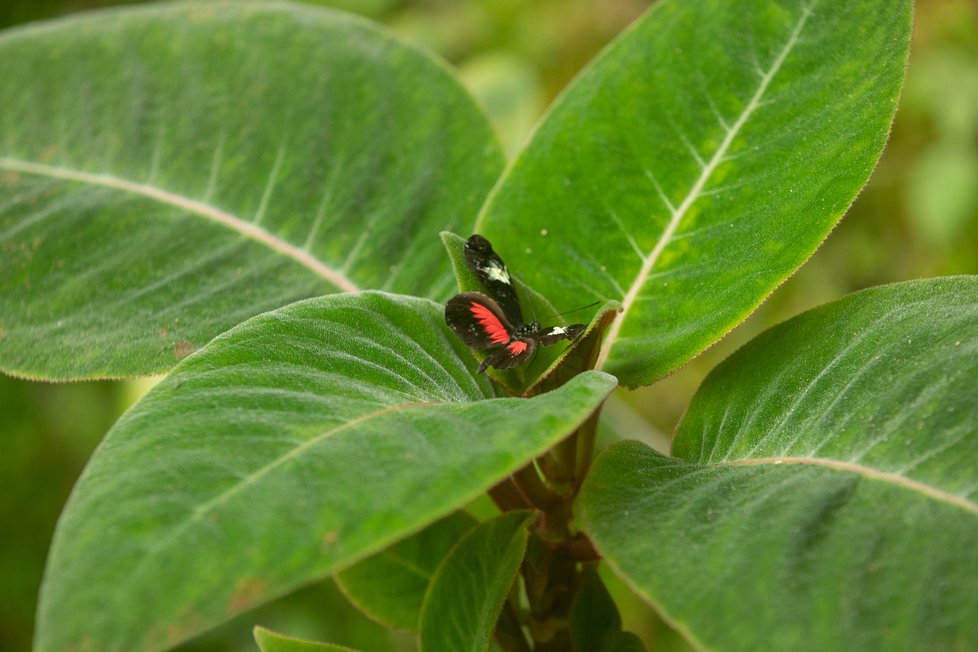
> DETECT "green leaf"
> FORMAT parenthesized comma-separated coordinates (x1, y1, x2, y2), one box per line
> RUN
(579, 277, 978, 651)
(36, 292, 616, 652)
(0, 2, 503, 380)
(253, 626, 359, 652)
(336, 511, 478, 631)
(598, 632, 647, 652)
(418, 511, 533, 652)
(477, 0, 912, 387)
(568, 567, 623, 652)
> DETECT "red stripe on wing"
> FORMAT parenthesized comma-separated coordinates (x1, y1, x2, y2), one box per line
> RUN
(507, 340, 528, 354)
(470, 301, 511, 344)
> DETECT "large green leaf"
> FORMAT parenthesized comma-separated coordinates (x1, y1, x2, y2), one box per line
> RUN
(0, 2, 503, 380)
(477, 0, 912, 387)
(36, 292, 616, 652)
(418, 511, 532, 652)
(579, 277, 978, 651)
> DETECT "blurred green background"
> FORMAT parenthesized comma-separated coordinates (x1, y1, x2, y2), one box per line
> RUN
(1, 0, 975, 650)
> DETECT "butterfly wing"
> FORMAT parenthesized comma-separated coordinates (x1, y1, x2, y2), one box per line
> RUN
(535, 323, 586, 346)
(464, 234, 525, 326)
(477, 338, 536, 373)
(450, 236, 584, 374)
(445, 292, 515, 350)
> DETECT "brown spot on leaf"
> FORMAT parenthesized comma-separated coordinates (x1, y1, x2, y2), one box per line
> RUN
(167, 620, 195, 645)
(322, 530, 339, 546)
(228, 577, 267, 614)
(0, 327, 6, 339)
(39, 145, 59, 162)
(174, 341, 195, 358)
(158, 327, 169, 337)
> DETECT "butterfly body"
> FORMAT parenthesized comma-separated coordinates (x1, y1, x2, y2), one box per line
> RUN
(445, 235, 586, 373)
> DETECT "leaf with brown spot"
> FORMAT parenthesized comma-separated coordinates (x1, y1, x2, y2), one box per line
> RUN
(36, 292, 616, 651)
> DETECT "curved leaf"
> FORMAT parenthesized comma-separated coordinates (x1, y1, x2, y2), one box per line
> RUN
(254, 626, 359, 652)
(336, 511, 478, 631)
(477, 0, 912, 387)
(568, 567, 624, 652)
(36, 292, 616, 652)
(418, 511, 532, 652)
(579, 277, 978, 651)
(0, 2, 503, 380)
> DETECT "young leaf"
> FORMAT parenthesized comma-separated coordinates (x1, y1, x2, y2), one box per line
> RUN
(0, 3, 503, 380)
(418, 511, 533, 652)
(568, 567, 624, 652)
(35, 292, 616, 652)
(254, 626, 359, 652)
(579, 277, 978, 651)
(477, 0, 912, 387)
(336, 511, 478, 631)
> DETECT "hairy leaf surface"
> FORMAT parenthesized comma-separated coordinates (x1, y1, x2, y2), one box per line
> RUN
(0, 3, 503, 379)
(36, 292, 616, 651)
(418, 512, 532, 652)
(336, 511, 478, 631)
(579, 278, 978, 651)
(478, 0, 912, 387)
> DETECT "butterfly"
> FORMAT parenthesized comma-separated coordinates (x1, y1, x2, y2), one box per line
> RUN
(445, 234, 586, 373)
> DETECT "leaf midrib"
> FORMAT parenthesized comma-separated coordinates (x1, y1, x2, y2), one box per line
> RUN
(728, 456, 978, 516)
(595, 2, 816, 370)
(0, 157, 360, 292)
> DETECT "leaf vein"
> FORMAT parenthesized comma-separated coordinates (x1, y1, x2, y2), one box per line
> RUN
(0, 156, 360, 292)
(729, 456, 978, 516)
(596, 3, 815, 370)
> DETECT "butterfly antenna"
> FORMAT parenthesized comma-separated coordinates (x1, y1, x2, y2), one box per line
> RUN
(550, 301, 600, 320)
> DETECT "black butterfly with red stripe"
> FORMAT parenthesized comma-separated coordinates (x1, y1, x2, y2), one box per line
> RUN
(445, 235, 586, 373)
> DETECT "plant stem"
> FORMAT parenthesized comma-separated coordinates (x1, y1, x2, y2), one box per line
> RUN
(519, 402, 607, 650)
(572, 409, 600, 483)
(496, 597, 533, 652)
(489, 477, 532, 512)
(512, 462, 562, 511)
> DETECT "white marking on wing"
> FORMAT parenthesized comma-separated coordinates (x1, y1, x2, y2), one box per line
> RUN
(484, 262, 511, 284)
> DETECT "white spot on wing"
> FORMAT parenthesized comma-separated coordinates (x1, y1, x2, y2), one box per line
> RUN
(482, 262, 511, 284)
